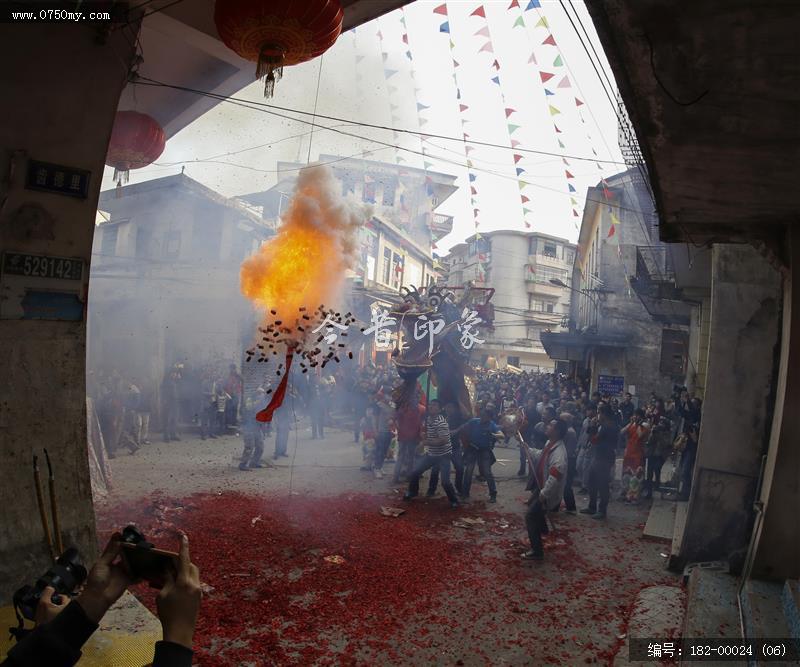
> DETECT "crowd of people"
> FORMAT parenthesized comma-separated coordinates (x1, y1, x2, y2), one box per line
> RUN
(87, 362, 244, 458)
(242, 365, 703, 562)
(92, 359, 703, 561)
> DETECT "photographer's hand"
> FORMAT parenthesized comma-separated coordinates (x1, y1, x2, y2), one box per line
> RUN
(157, 534, 201, 650)
(77, 533, 135, 623)
(34, 585, 69, 625)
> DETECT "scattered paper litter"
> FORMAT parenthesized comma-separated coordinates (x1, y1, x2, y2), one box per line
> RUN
(380, 506, 406, 517)
(323, 555, 345, 564)
(251, 515, 262, 527)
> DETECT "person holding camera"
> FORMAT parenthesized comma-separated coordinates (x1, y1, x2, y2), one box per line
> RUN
(620, 408, 651, 475)
(3, 534, 201, 667)
(643, 416, 673, 499)
(580, 404, 620, 520)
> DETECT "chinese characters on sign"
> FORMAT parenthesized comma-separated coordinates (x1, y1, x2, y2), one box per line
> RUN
(25, 159, 90, 199)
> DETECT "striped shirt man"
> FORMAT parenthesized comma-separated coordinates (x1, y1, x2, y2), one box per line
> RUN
(424, 414, 452, 457)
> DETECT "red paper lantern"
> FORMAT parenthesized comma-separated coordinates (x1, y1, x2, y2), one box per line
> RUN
(106, 111, 166, 187)
(214, 0, 344, 97)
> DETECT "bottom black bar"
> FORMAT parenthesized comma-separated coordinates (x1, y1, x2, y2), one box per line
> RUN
(629, 638, 800, 662)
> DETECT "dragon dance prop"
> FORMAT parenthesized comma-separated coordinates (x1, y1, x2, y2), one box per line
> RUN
(388, 284, 494, 423)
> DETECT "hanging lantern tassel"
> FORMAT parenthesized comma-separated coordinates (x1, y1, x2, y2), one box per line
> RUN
(113, 167, 131, 185)
(256, 45, 285, 97)
(214, 1, 343, 100)
(113, 167, 130, 198)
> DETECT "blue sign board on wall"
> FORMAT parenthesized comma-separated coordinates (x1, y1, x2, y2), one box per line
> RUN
(20, 291, 84, 321)
(597, 374, 625, 396)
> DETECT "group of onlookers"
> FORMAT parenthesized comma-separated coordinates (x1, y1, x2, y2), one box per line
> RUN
(87, 362, 246, 457)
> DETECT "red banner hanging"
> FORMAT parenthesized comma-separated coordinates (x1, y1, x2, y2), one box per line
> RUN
(256, 351, 294, 422)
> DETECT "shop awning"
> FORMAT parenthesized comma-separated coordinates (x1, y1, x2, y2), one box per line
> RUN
(540, 330, 631, 362)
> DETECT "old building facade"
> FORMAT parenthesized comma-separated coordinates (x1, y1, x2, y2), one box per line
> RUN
(542, 169, 690, 399)
(90, 173, 273, 403)
(239, 156, 457, 367)
(444, 230, 575, 372)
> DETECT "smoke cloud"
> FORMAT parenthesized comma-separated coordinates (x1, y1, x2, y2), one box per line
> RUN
(240, 164, 369, 342)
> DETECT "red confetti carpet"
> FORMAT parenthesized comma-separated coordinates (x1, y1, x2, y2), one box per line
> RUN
(96, 492, 680, 666)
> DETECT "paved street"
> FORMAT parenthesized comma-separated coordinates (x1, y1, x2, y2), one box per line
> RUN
(96, 419, 683, 666)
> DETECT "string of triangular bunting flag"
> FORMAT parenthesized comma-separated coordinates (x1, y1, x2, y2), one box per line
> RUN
(434, 2, 482, 239)
(469, 3, 532, 234)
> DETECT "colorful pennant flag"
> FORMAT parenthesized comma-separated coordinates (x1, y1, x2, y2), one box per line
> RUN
(513, 16, 525, 28)
(471, 5, 486, 18)
(525, 0, 541, 9)
(505, 107, 516, 118)
(433, 3, 448, 15)
(549, 105, 561, 116)
(440, 21, 450, 33)
(534, 16, 548, 28)
(557, 75, 572, 88)
(553, 55, 563, 67)
(540, 71, 554, 82)
(542, 34, 556, 46)
(475, 25, 490, 37)
(508, 124, 520, 133)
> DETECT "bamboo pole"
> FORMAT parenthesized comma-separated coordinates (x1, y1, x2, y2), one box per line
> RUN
(44, 449, 63, 554)
(33, 454, 56, 561)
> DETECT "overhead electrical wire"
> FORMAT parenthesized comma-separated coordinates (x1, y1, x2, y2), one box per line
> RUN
(113, 0, 187, 31)
(132, 77, 653, 217)
(557, 0, 656, 205)
(557, 2, 690, 326)
(133, 75, 627, 167)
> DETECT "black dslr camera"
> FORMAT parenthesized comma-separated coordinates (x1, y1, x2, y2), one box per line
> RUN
(11, 547, 87, 640)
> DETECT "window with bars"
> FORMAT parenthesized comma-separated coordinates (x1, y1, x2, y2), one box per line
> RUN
(382, 247, 392, 285)
(164, 230, 181, 259)
(542, 242, 558, 258)
(660, 329, 688, 376)
(100, 225, 118, 255)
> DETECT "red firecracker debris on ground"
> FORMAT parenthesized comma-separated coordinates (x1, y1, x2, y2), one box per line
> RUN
(96, 492, 680, 666)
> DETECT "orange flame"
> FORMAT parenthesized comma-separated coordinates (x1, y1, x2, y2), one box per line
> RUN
(240, 165, 367, 341)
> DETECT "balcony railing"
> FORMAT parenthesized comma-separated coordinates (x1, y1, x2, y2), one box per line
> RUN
(629, 245, 691, 325)
(635, 246, 674, 284)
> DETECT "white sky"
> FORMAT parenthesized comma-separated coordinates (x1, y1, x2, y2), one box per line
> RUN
(102, 0, 625, 252)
